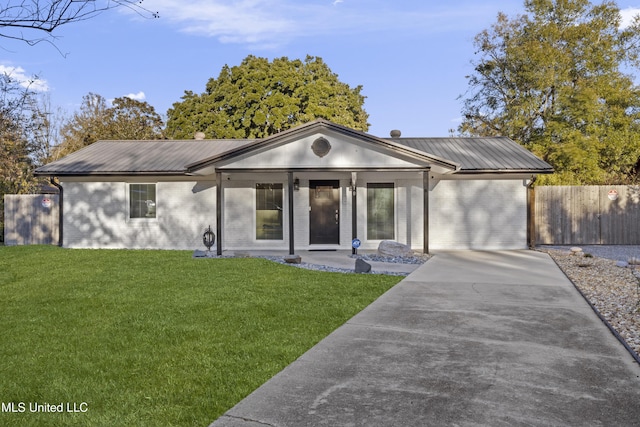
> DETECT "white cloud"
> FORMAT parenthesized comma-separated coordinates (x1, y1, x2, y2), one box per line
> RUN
(0, 65, 49, 92)
(147, 1, 489, 48)
(150, 0, 297, 46)
(108, 91, 146, 106)
(125, 91, 146, 101)
(620, 7, 640, 29)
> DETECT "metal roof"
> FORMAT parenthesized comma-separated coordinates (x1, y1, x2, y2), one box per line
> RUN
(35, 122, 553, 176)
(35, 139, 257, 175)
(389, 137, 553, 173)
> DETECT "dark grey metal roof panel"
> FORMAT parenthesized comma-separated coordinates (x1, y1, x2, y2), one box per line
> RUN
(388, 137, 553, 172)
(35, 123, 552, 177)
(35, 139, 257, 175)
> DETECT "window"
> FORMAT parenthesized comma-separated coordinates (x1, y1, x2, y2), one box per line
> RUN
(130, 184, 156, 218)
(256, 183, 283, 240)
(367, 183, 394, 240)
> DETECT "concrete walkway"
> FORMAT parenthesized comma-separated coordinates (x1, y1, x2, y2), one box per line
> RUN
(210, 250, 640, 426)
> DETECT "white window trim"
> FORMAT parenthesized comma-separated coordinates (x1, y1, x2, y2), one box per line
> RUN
(127, 182, 159, 222)
(365, 181, 397, 242)
(254, 182, 286, 242)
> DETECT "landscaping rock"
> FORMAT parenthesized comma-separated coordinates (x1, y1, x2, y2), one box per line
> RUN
(284, 255, 302, 264)
(378, 240, 413, 257)
(543, 248, 640, 359)
(355, 258, 372, 273)
(616, 261, 630, 268)
(570, 246, 583, 254)
(193, 250, 207, 258)
(193, 250, 217, 258)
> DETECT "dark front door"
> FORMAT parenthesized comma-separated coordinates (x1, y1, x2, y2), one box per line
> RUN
(309, 180, 340, 244)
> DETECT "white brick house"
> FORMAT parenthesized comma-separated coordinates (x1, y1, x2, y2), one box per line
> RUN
(35, 119, 552, 253)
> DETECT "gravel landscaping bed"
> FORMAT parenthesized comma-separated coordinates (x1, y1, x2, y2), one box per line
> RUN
(264, 254, 428, 275)
(193, 251, 427, 275)
(538, 247, 640, 360)
(264, 256, 381, 274)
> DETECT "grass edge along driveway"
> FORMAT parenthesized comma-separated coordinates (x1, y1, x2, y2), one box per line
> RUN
(0, 246, 401, 427)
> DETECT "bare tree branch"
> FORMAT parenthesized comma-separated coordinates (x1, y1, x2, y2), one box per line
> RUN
(0, 0, 159, 46)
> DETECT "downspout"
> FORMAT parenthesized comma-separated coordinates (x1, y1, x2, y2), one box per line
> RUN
(50, 177, 63, 247)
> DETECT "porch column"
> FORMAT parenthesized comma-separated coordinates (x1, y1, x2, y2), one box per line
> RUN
(351, 172, 357, 255)
(288, 171, 295, 255)
(216, 171, 222, 256)
(423, 170, 430, 254)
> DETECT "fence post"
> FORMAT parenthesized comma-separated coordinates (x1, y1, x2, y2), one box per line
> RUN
(527, 183, 536, 248)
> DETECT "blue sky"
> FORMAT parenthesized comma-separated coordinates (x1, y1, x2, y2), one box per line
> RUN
(2, 0, 640, 137)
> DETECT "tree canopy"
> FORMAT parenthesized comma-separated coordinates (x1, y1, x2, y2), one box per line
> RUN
(459, 0, 640, 184)
(166, 55, 369, 139)
(0, 73, 48, 196)
(0, 72, 52, 241)
(52, 93, 165, 160)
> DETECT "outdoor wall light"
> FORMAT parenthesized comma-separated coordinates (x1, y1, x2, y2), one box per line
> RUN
(294, 178, 300, 191)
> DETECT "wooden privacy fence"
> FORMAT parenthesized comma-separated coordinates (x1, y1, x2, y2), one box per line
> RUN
(534, 185, 640, 245)
(3, 194, 60, 245)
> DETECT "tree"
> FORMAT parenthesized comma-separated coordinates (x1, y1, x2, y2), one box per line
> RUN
(459, 0, 640, 184)
(0, 71, 51, 242)
(0, 0, 158, 46)
(166, 55, 369, 139)
(30, 94, 65, 166)
(52, 93, 165, 159)
(106, 96, 165, 140)
(0, 71, 47, 195)
(51, 93, 109, 159)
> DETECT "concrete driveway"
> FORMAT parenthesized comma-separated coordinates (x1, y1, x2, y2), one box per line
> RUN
(210, 250, 640, 426)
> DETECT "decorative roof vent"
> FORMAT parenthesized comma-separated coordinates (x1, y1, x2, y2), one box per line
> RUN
(194, 132, 206, 140)
(311, 137, 331, 158)
(390, 129, 401, 138)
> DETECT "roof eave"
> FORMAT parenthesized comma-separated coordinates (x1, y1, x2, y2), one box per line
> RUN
(34, 171, 189, 177)
(182, 139, 258, 172)
(453, 168, 555, 174)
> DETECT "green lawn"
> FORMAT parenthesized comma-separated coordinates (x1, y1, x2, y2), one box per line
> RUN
(0, 246, 401, 426)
